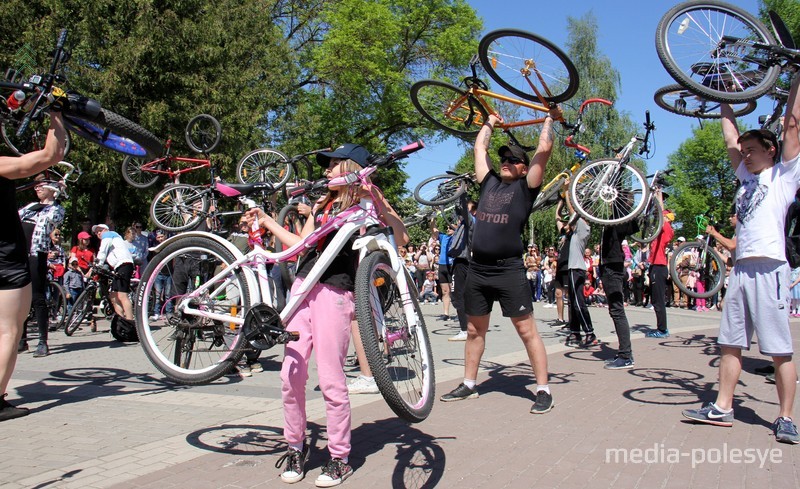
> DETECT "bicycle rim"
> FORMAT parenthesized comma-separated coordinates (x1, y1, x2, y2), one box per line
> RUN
(135, 237, 249, 385)
(413, 174, 466, 206)
(185, 114, 221, 154)
(276, 205, 305, 289)
(48, 282, 67, 331)
(1, 115, 72, 157)
(236, 148, 292, 186)
(653, 84, 756, 119)
(64, 288, 94, 336)
(355, 253, 435, 423)
(655, 1, 779, 103)
(478, 29, 579, 103)
(150, 184, 207, 232)
(669, 241, 726, 298)
(629, 198, 664, 244)
(121, 155, 160, 188)
(410, 80, 486, 140)
(569, 159, 648, 225)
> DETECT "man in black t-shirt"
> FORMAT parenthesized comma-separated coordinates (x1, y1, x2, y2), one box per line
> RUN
(440, 108, 560, 414)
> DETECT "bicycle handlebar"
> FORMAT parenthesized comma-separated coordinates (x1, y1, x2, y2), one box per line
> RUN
(562, 98, 613, 155)
(16, 29, 67, 137)
(367, 140, 425, 167)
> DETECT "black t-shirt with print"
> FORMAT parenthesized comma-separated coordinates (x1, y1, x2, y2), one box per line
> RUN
(471, 170, 540, 260)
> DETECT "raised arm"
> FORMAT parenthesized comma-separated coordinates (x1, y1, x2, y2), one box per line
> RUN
(0, 112, 67, 179)
(783, 74, 800, 162)
(527, 106, 562, 189)
(720, 103, 743, 170)
(474, 114, 501, 183)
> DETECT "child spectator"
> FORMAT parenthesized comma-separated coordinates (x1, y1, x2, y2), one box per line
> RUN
(420, 271, 438, 303)
(62, 257, 85, 315)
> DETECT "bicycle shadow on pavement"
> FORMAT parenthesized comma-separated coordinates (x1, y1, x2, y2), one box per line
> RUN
(185, 423, 321, 457)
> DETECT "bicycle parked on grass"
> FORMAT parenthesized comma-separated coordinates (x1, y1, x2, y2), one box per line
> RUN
(134, 142, 435, 423)
(1, 29, 161, 158)
(669, 214, 727, 300)
(120, 114, 221, 188)
(656, 1, 799, 104)
(410, 28, 578, 140)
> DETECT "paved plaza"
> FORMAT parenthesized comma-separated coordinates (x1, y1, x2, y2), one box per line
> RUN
(2, 303, 799, 488)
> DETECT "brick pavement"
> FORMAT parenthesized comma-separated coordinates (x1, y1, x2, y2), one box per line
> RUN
(2, 304, 799, 488)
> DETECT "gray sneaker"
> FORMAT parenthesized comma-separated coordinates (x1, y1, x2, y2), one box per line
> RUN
(604, 356, 634, 370)
(774, 417, 800, 444)
(681, 402, 733, 427)
(440, 383, 478, 402)
(531, 390, 554, 414)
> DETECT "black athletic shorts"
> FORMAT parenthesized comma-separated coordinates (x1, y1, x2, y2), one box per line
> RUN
(464, 258, 532, 317)
(437, 264, 453, 285)
(0, 263, 31, 290)
(554, 269, 569, 289)
(111, 263, 134, 293)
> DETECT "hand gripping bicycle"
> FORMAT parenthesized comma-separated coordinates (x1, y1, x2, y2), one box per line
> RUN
(135, 141, 436, 422)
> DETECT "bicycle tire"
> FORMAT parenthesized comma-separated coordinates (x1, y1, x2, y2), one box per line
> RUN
(568, 159, 649, 226)
(64, 108, 163, 158)
(47, 281, 67, 331)
(64, 285, 95, 336)
(655, 0, 780, 103)
(275, 204, 306, 288)
(478, 28, 579, 104)
(669, 241, 726, 299)
(653, 84, 757, 119)
(355, 252, 435, 423)
(185, 114, 221, 154)
(413, 174, 468, 207)
(121, 155, 160, 188)
(236, 148, 293, 186)
(134, 235, 250, 384)
(1, 114, 72, 156)
(531, 176, 566, 213)
(150, 183, 208, 232)
(409, 80, 486, 140)
(629, 197, 664, 245)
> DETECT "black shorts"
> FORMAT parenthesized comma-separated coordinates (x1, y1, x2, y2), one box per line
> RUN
(554, 270, 569, 289)
(112, 263, 134, 293)
(437, 265, 453, 284)
(0, 263, 31, 290)
(464, 259, 532, 317)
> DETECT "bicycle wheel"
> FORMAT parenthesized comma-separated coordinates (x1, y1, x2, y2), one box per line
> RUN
(654, 84, 757, 119)
(355, 252, 434, 423)
(629, 197, 664, 245)
(478, 29, 579, 103)
(135, 235, 250, 384)
(150, 184, 208, 232)
(655, 0, 779, 103)
(121, 155, 160, 188)
(413, 174, 467, 206)
(64, 286, 95, 336)
(1, 115, 72, 156)
(185, 114, 221, 154)
(410, 80, 486, 140)
(275, 204, 306, 288)
(669, 241, 726, 299)
(64, 108, 163, 158)
(47, 282, 67, 331)
(531, 176, 565, 213)
(568, 159, 648, 225)
(236, 148, 293, 187)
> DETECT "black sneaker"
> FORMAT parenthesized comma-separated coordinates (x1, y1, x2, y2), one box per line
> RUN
(315, 458, 353, 487)
(32, 343, 49, 358)
(531, 390, 554, 414)
(754, 364, 775, 375)
(17, 341, 28, 353)
(582, 333, 599, 347)
(564, 333, 581, 347)
(275, 443, 309, 483)
(439, 383, 478, 402)
(0, 394, 30, 422)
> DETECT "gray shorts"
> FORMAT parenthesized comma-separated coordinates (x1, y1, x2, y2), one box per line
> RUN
(719, 258, 793, 356)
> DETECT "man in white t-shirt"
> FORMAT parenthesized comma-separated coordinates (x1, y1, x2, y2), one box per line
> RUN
(682, 75, 800, 445)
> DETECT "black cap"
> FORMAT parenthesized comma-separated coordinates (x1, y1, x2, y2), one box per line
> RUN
(497, 145, 530, 165)
(316, 143, 370, 168)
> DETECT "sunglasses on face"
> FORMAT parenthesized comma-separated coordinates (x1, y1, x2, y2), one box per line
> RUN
(500, 156, 524, 164)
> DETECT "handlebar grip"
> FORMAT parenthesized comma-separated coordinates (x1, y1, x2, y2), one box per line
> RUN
(579, 98, 613, 114)
(368, 140, 425, 167)
(56, 29, 68, 50)
(645, 110, 651, 126)
(16, 117, 31, 138)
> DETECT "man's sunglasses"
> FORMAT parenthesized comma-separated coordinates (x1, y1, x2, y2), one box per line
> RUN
(500, 156, 524, 164)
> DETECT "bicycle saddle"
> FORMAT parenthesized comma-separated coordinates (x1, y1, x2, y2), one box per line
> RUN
(216, 181, 275, 197)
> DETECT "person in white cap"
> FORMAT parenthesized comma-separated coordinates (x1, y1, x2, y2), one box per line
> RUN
(93, 224, 135, 322)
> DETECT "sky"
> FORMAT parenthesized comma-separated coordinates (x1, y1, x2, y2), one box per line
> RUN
(403, 0, 767, 193)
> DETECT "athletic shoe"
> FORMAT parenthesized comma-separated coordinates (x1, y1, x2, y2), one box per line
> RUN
(0, 394, 29, 422)
(249, 362, 264, 373)
(276, 443, 310, 483)
(347, 375, 379, 394)
(681, 402, 734, 427)
(542, 303, 556, 309)
(17, 341, 28, 353)
(765, 373, 776, 384)
(773, 417, 800, 444)
(440, 383, 478, 402)
(645, 330, 670, 338)
(238, 364, 252, 377)
(32, 343, 49, 358)
(582, 333, 599, 347)
(564, 333, 582, 347)
(530, 390, 554, 414)
(149, 314, 160, 322)
(315, 458, 353, 487)
(754, 364, 775, 375)
(448, 331, 468, 342)
(604, 357, 634, 370)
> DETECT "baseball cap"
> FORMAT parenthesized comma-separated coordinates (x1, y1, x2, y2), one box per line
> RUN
(316, 143, 370, 168)
(77, 231, 91, 239)
(69, 257, 79, 264)
(677, 236, 686, 242)
(497, 145, 530, 165)
(92, 224, 109, 234)
(696, 235, 704, 240)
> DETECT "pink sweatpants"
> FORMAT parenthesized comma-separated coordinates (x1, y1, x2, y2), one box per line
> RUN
(281, 279, 354, 460)
(695, 281, 706, 308)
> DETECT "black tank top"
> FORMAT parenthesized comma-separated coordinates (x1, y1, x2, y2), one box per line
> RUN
(0, 176, 30, 273)
(471, 170, 539, 260)
(295, 204, 358, 291)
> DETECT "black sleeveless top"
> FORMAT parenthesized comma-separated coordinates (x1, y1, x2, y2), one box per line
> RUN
(295, 203, 358, 292)
(0, 176, 31, 289)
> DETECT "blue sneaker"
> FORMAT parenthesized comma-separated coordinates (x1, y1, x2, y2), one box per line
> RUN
(681, 402, 733, 427)
(604, 356, 634, 370)
(773, 417, 800, 444)
(645, 329, 670, 338)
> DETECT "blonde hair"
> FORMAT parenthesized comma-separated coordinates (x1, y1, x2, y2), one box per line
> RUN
(316, 159, 367, 212)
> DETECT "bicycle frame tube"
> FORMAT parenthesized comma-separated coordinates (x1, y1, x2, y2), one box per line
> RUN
(470, 87, 551, 128)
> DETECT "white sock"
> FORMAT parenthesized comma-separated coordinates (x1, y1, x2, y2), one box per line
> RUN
(712, 402, 732, 414)
(289, 442, 304, 452)
(463, 379, 476, 389)
(536, 385, 550, 395)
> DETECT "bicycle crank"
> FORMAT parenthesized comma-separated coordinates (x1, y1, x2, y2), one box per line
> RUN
(242, 303, 299, 350)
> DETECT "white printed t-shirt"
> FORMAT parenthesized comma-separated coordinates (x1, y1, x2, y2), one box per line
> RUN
(734, 155, 800, 262)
